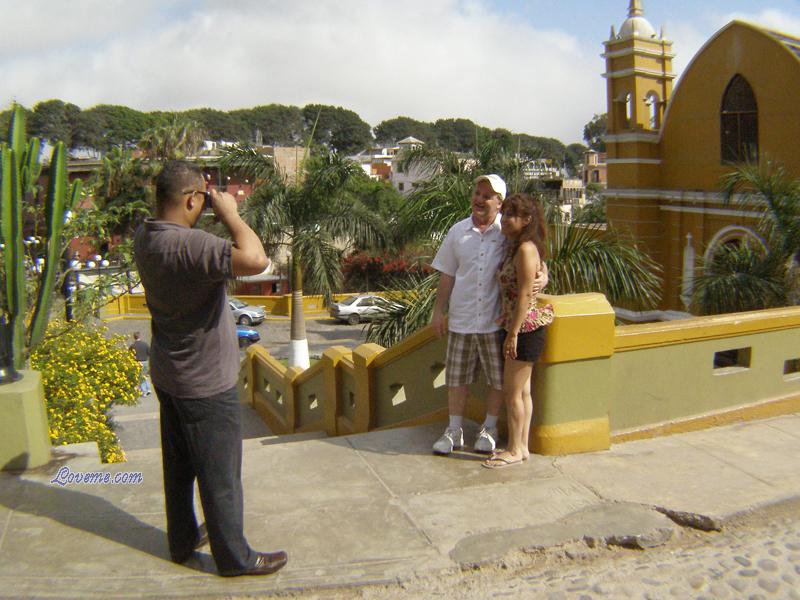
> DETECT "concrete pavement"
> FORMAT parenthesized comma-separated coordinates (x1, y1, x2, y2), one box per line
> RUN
(1, 413, 800, 598)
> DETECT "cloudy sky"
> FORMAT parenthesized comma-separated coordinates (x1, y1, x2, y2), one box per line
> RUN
(1, 0, 799, 144)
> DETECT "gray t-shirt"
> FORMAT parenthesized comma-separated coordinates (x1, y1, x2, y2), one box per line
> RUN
(133, 218, 238, 398)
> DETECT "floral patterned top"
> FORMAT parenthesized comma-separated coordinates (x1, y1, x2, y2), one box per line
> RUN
(496, 247, 555, 333)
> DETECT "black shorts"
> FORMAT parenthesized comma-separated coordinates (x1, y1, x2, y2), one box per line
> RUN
(504, 327, 547, 363)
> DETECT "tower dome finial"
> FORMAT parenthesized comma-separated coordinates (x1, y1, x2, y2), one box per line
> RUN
(619, 0, 656, 39)
(628, 0, 644, 18)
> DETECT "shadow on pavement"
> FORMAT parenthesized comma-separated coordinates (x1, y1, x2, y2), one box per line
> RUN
(0, 454, 208, 573)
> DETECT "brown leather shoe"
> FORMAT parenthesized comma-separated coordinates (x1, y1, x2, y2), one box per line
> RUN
(243, 551, 288, 576)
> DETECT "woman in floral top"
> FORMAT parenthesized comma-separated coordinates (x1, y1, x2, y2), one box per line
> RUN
(483, 193, 554, 469)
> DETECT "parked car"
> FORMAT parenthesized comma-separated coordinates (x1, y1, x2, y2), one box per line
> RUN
(229, 298, 266, 325)
(236, 325, 260, 348)
(329, 294, 398, 325)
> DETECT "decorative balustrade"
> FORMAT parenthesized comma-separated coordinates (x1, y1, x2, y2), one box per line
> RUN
(239, 293, 800, 456)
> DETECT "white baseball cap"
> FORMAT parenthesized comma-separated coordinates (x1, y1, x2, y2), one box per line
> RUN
(474, 174, 507, 200)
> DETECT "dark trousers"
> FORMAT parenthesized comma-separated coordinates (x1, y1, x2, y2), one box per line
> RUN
(156, 385, 256, 575)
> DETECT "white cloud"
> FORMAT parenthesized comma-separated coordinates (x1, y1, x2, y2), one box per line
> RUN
(0, 0, 602, 143)
(0, 0, 161, 55)
(720, 8, 800, 36)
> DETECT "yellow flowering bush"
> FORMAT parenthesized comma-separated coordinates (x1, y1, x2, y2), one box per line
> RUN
(30, 320, 141, 463)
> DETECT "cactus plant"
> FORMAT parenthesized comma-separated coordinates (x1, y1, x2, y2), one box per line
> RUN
(0, 105, 81, 377)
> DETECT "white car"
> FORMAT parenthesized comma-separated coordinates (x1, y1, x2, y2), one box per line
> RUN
(229, 298, 266, 325)
(329, 294, 398, 325)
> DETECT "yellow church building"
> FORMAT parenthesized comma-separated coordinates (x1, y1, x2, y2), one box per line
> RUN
(603, 1, 800, 311)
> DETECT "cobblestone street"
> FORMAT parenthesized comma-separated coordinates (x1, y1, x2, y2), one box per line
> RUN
(311, 500, 800, 600)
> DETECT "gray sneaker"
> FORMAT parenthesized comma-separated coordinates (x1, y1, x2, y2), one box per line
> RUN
(474, 426, 499, 454)
(432, 427, 464, 455)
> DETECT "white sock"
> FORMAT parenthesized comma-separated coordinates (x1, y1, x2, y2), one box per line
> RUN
(483, 415, 498, 429)
(449, 416, 463, 430)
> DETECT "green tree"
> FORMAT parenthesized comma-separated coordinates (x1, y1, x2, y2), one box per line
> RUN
(432, 118, 489, 152)
(373, 116, 436, 145)
(182, 108, 249, 141)
(29, 99, 81, 146)
(232, 104, 305, 145)
(80, 105, 155, 150)
(90, 146, 156, 236)
(302, 104, 373, 154)
(70, 109, 106, 149)
(583, 113, 607, 152)
(220, 144, 385, 367)
(516, 133, 568, 164)
(345, 176, 404, 236)
(572, 185, 606, 223)
(489, 128, 516, 152)
(565, 142, 588, 175)
(138, 118, 205, 161)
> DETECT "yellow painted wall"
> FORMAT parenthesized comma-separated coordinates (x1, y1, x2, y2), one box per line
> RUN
(660, 22, 800, 190)
(238, 293, 800, 455)
(606, 21, 800, 310)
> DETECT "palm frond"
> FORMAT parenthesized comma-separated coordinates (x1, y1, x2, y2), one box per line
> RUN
(293, 233, 342, 302)
(239, 182, 291, 247)
(692, 242, 786, 314)
(547, 223, 662, 309)
(722, 159, 800, 261)
(365, 272, 439, 346)
(219, 144, 279, 185)
(303, 151, 363, 198)
(321, 196, 387, 251)
(400, 174, 473, 238)
(398, 144, 462, 180)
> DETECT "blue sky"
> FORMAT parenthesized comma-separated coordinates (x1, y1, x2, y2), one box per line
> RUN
(0, 0, 798, 144)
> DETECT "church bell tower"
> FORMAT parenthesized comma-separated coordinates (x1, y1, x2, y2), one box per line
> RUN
(603, 1, 675, 298)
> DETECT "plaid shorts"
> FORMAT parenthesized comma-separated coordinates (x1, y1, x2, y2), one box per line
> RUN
(446, 331, 504, 390)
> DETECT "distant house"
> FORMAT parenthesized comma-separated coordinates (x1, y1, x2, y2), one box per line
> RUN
(350, 136, 429, 195)
(581, 150, 607, 187)
(352, 146, 397, 181)
(390, 136, 427, 195)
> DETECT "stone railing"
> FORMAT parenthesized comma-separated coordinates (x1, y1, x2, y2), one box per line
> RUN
(240, 293, 800, 455)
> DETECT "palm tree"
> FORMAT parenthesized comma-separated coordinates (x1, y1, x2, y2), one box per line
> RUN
(220, 145, 385, 367)
(91, 146, 155, 236)
(366, 141, 661, 346)
(545, 222, 660, 305)
(722, 159, 800, 263)
(691, 159, 800, 314)
(138, 118, 205, 161)
(692, 241, 785, 314)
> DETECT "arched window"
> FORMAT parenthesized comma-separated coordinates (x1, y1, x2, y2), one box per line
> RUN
(645, 92, 660, 129)
(721, 75, 758, 163)
(704, 226, 766, 264)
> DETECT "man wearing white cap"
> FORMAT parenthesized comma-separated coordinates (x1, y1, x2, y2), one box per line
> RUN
(430, 174, 546, 455)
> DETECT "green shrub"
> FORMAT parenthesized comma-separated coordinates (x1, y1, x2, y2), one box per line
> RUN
(30, 320, 140, 462)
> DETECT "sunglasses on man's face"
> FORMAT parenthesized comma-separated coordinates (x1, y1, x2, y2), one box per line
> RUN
(183, 189, 212, 210)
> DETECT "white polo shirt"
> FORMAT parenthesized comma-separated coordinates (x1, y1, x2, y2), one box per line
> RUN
(431, 214, 507, 334)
